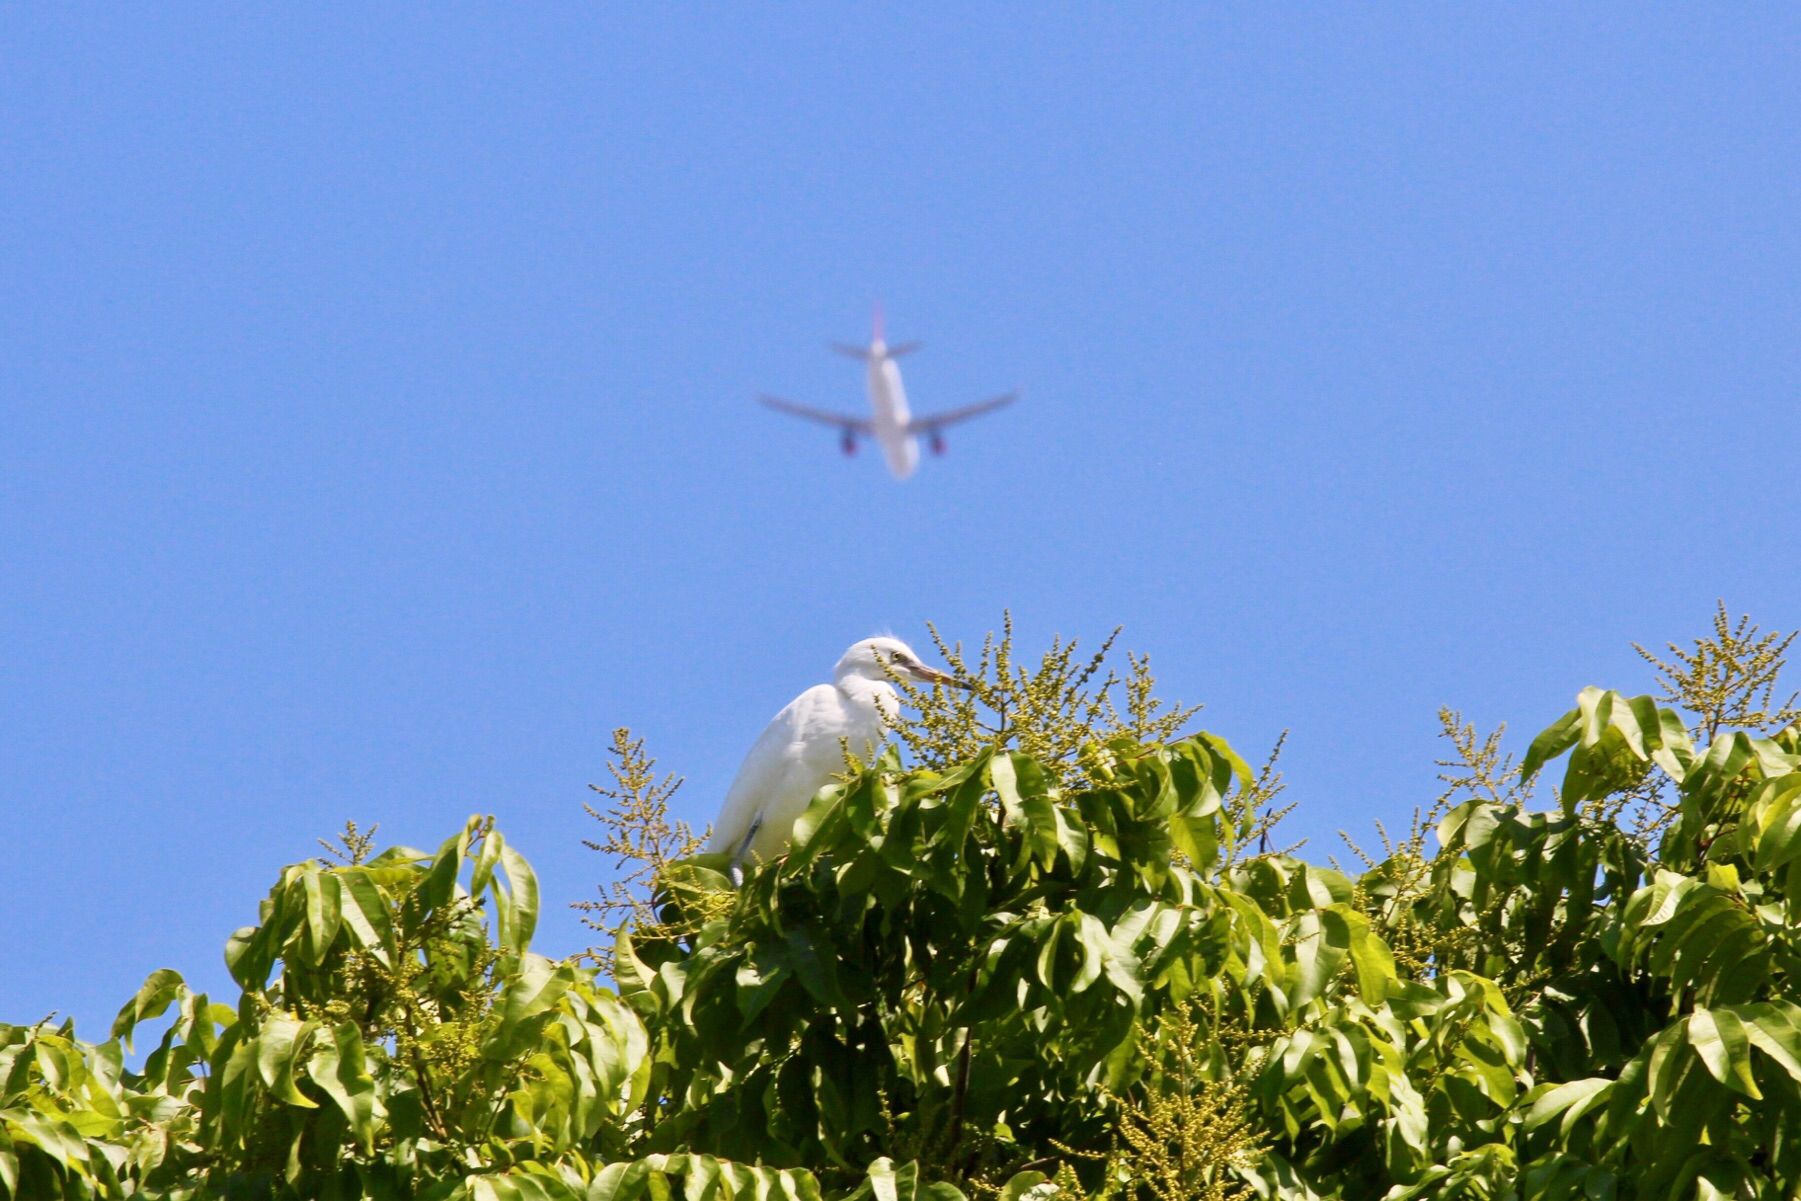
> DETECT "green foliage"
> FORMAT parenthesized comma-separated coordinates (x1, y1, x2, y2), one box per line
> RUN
(575, 730, 708, 974)
(883, 617, 1203, 790)
(9, 609, 1801, 1199)
(4, 818, 652, 1200)
(1109, 999, 1263, 1201)
(612, 733, 1252, 1187)
(1637, 603, 1800, 743)
(883, 617, 1289, 865)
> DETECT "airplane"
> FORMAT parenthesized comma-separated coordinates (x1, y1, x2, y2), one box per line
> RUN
(759, 305, 1016, 480)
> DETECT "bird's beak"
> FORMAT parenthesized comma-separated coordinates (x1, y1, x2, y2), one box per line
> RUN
(909, 664, 970, 690)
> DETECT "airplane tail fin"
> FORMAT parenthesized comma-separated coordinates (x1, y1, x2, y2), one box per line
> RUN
(828, 304, 917, 360)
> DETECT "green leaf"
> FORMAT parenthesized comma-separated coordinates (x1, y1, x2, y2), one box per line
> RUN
(989, 753, 1023, 817)
(1746, 775, 1801, 871)
(588, 1160, 652, 1201)
(1049, 804, 1088, 875)
(1017, 795, 1060, 870)
(1520, 706, 1582, 785)
(866, 1157, 898, 1201)
(785, 782, 851, 872)
(782, 928, 849, 1010)
(735, 948, 791, 1027)
(1032, 917, 1064, 992)
(494, 840, 542, 952)
(1286, 911, 1347, 1009)
(1523, 1077, 1611, 1132)
(1322, 906, 1396, 1003)
(307, 1022, 380, 1150)
(254, 1014, 318, 1109)
(992, 753, 1059, 869)
(500, 954, 573, 1029)
(1070, 913, 1107, 994)
(336, 869, 397, 966)
(1522, 688, 1693, 804)
(1687, 1008, 1762, 1099)
(298, 867, 342, 967)
(110, 969, 187, 1046)
(995, 1171, 1054, 1201)
(1739, 1002, 1801, 1086)
(928, 753, 991, 854)
(1169, 810, 1219, 873)
(423, 819, 476, 909)
(2, 1111, 93, 1179)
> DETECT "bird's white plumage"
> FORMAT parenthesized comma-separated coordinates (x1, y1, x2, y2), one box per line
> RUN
(706, 637, 946, 866)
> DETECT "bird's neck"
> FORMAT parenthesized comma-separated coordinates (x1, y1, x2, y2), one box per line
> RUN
(837, 674, 899, 711)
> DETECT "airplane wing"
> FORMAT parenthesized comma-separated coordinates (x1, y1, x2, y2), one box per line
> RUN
(905, 392, 1017, 432)
(758, 394, 874, 434)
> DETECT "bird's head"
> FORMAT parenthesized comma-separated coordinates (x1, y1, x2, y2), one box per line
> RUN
(835, 636, 964, 689)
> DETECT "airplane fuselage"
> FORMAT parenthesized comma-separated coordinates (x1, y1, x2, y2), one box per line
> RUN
(865, 340, 919, 479)
(757, 314, 1014, 478)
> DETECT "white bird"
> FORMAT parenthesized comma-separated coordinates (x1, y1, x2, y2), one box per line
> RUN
(706, 636, 962, 876)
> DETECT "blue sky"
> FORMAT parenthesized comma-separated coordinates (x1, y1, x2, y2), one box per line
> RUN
(4, 7, 1797, 1038)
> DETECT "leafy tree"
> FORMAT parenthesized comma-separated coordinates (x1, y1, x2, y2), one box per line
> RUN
(7, 608, 1801, 1200)
(575, 730, 706, 976)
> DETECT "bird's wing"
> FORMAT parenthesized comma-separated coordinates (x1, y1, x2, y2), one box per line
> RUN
(758, 395, 874, 434)
(904, 392, 1018, 433)
(705, 685, 840, 856)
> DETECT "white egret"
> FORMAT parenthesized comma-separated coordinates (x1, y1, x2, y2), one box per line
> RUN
(706, 636, 962, 877)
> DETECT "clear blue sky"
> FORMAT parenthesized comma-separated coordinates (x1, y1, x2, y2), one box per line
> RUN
(5, 7, 1797, 1038)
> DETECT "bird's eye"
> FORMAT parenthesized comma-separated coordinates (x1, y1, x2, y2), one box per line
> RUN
(893, 653, 911, 665)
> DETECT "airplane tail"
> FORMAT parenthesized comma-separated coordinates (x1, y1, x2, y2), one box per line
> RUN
(830, 340, 920, 361)
(828, 303, 918, 360)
